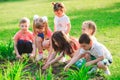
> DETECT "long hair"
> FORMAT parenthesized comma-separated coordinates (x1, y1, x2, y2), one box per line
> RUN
(51, 31, 73, 55)
(33, 17, 48, 37)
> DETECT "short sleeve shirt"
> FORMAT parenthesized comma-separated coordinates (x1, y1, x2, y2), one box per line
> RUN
(79, 42, 112, 60)
(13, 30, 34, 42)
(54, 15, 70, 32)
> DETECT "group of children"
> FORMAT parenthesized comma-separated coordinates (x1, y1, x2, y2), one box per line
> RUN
(13, 2, 112, 75)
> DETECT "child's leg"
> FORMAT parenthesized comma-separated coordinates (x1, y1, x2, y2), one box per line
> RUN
(24, 41, 33, 54)
(36, 37, 43, 53)
(97, 60, 111, 75)
(42, 39, 50, 51)
(97, 61, 107, 70)
(17, 40, 25, 55)
(35, 36, 43, 61)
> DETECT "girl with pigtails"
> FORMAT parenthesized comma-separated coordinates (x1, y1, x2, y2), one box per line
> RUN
(52, 2, 71, 36)
(33, 15, 52, 61)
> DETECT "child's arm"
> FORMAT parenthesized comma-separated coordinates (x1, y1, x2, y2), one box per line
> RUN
(45, 39, 55, 63)
(64, 49, 82, 70)
(65, 23, 71, 34)
(30, 40, 36, 58)
(48, 52, 64, 64)
(46, 50, 57, 64)
(14, 41, 21, 58)
(42, 52, 63, 69)
(54, 25, 56, 32)
(42, 51, 57, 69)
(86, 56, 104, 66)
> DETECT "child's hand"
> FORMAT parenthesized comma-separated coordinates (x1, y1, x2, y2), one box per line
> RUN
(16, 55, 22, 59)
(64, 65, 69, 71)
(42, 63, 50, 70)
(86, 62, 92, 66)
(30, 53, 35, 58)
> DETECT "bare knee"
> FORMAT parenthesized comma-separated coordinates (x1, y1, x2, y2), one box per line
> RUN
(36, 37, 43, 42)
(97, 61, 104, 68)
(42, 40, 50, 49)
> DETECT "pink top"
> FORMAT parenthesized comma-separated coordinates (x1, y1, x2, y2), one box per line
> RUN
(70, 38, 80, 50)
(46, 28, 52, 39)
(13, 30, 34, 42)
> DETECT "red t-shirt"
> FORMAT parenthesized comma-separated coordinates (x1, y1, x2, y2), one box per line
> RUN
(70, 38, 80, 50)
(13, 30, 34, 42)
(46, 27, 53, 39)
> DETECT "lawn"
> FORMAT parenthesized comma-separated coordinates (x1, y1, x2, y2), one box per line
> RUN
(0, 0, 120, 80)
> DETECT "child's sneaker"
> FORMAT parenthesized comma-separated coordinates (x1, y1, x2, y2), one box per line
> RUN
(36, 53, 43, 61)
(87, 65, 97, 74)
(60, 57, 66, 62)
(104, 69, 111, 75)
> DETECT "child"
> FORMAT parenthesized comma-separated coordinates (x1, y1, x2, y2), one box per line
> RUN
(33, 16, 52, 61)
(64, 33, 112, 75)
(51, 2, 71, 62)
(52, 2, 71, 35)
(64, 21, 98, 69)
(13, 17, 35, 59)
(42, 31, 79, 69)
(81, 20, 97, 42)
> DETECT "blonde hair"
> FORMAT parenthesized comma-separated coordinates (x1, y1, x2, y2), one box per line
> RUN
(33, 16, 48, 37)
(19, 17, 30, 25)
(82, 20, 97, 35)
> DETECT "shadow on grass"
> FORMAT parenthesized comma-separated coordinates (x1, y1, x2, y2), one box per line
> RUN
(0, 2, 120, 40)
(68, 2, 120, 27)
(67, 2, 120, 36)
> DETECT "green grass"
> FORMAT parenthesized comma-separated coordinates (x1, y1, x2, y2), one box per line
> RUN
(0, 60, 27, 80)
(0, 0, 120, 80)
(63, 66, 91, 80)
(0, 40, 15, 60)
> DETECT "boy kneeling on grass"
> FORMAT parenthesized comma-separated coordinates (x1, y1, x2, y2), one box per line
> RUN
(13, 17, 36, 59)
(64, 33, 112, 75)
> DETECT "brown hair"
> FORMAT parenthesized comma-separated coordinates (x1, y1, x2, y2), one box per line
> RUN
(51, 31, 73, 55)
(82, 20, 97, 35)
(52, 2, 65, 12)
(19, 17, 30, 25)
(79, 33, 91, 44)
(33, 17, 48, 37)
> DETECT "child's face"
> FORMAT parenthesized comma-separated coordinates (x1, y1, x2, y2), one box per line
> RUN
(54, 10, 64, 17)
(82, 26, 92, 35)
(80, 43, 91, 50)
(20, 23, 29, 31)
(35, 27, 44, 33)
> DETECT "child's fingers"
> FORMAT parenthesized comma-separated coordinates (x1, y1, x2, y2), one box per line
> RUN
(42, 65, 47, 70)
(64, 66, 68, 71)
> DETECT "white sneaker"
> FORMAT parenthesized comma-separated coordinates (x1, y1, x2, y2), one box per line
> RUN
(62, 57, 66, 62)
(36, 54, 43, 61)
(87, 65, 97, 74)
(104, 69, 111, 75)
(59, 57, 66, 62)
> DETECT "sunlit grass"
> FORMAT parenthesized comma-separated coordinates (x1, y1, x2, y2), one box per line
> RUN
(0, 0, 120, 79)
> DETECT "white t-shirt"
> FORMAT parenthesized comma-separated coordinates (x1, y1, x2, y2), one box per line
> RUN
(79, 42, 112, 61)
(54, 14, 70, 32)
(91, 36, 97, 43)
